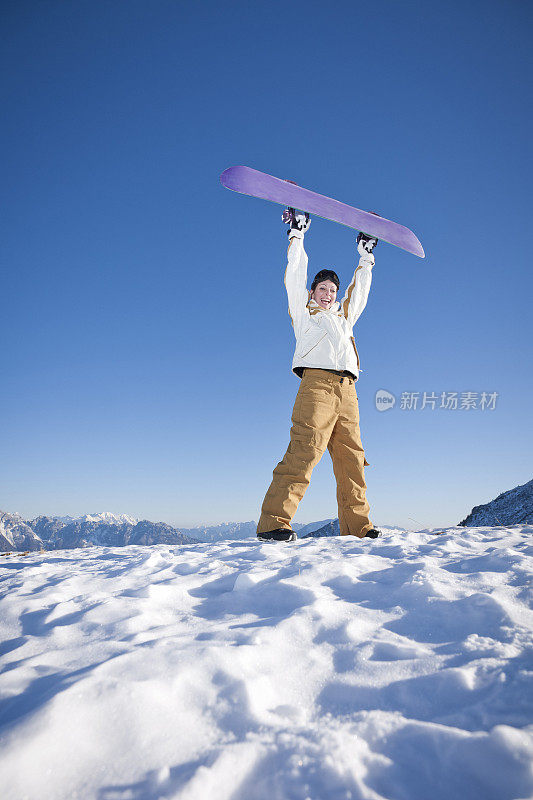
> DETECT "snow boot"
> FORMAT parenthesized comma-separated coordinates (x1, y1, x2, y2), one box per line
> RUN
(257, 529, 297, 543)
(364, 528, 381, 539)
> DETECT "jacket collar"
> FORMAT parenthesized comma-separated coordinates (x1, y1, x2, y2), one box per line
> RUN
(308, 297, 341, 315)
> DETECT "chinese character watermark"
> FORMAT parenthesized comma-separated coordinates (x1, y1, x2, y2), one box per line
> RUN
(376, 390, 499, 412)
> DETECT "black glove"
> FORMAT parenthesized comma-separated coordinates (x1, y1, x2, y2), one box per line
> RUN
(356, 232, 378, 253)
(282, 207, 311, 235)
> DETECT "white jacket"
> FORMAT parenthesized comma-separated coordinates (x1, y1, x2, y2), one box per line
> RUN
(285, 232, 373, 381)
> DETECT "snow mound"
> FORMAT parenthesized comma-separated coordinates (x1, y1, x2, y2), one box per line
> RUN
(0, 525, 532, 799)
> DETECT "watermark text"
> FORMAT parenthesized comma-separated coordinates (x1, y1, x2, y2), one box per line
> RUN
(375, 390, 499, 412)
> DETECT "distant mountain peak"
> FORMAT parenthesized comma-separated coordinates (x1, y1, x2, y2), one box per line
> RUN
(83, 512, 139, 525)
(459, 478, 533, 526)
(0, 510, 43, 552)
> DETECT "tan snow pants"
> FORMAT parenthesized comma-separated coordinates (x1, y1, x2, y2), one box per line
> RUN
(257, 368, 373, 538)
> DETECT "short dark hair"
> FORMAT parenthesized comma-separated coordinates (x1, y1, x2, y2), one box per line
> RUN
(311, 269, 340, 292)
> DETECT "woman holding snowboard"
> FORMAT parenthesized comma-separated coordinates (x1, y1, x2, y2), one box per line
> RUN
(256, 208, 381, 543)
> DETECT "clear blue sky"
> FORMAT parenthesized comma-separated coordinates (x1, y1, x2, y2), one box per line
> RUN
(2, 0, 531, 529)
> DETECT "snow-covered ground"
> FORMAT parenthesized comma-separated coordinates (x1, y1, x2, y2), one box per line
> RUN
(0, 526, 532, 800)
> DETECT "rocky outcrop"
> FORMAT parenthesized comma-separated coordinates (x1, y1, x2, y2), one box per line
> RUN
(459, 479, 533, 526)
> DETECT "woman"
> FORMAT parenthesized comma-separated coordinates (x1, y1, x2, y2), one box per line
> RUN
(256, 207, 381, 542)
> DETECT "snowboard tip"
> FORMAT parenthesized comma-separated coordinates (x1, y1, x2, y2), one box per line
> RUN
(220, 165, 254, 193)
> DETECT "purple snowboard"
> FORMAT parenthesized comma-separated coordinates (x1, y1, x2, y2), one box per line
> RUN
(220, 166, 425, 258)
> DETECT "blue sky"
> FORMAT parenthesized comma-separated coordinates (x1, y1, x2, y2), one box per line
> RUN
(2, 0, 531, 529)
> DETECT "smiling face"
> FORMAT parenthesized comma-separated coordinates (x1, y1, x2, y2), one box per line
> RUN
(311, 279, 338, 310)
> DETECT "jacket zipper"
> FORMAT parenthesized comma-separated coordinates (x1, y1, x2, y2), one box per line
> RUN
(298, 331, 328, 359)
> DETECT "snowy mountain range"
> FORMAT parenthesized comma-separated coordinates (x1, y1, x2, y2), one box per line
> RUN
(0, 511, 335, 553)
(1, 478, 530, 552)
(0, 511, 200, 552)
(178, 521, 261, 542)
(178, 518, 334, 542)
(459, 478, 533, 526)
